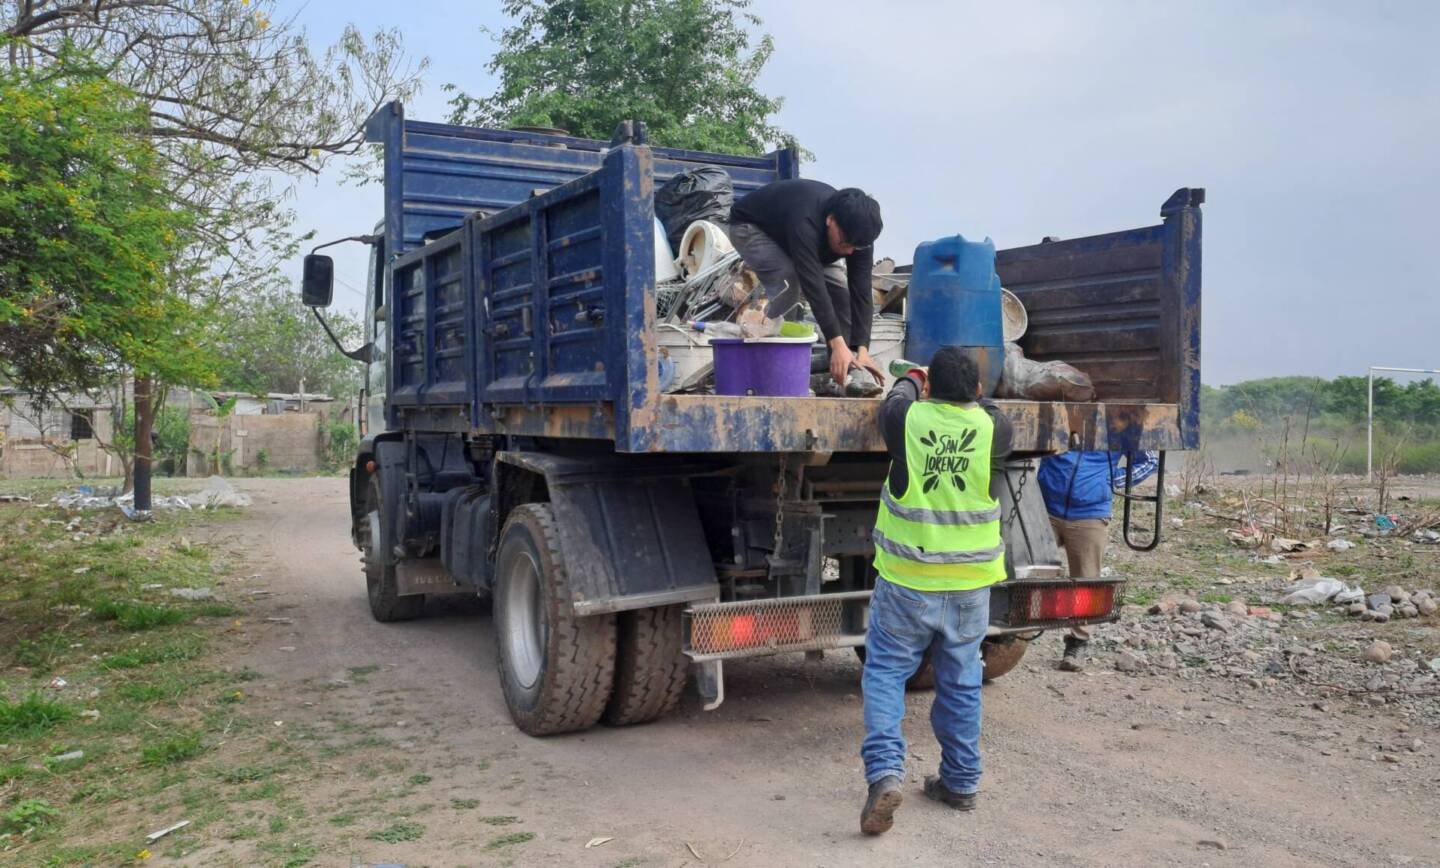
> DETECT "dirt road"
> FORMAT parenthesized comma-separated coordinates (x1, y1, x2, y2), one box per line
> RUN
(202, 478, 1439, 866)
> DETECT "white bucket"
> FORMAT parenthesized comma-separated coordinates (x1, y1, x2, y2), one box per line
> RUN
(868, 315, 907, 385)
(1000, 288, 1028, 342)
(654, 218, 681, 282)
(677, 220, 735, 278)
(656, 323, 713, 393)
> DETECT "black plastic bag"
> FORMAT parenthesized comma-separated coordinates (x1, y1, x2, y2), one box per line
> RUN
(655, 166, 734, 252)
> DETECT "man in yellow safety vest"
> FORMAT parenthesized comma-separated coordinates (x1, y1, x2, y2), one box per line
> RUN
(860, 347, 1012, 835)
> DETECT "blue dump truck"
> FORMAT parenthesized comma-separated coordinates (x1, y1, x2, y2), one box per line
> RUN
(301, 103, 1203, 735)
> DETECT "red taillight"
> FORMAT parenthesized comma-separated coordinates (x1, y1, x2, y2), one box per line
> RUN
(1014, 584, 1116, 622)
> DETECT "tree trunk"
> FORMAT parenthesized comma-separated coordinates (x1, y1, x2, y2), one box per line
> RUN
(133, 374, 155, 512)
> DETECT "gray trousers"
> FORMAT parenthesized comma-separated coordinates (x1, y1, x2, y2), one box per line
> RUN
(729, 222, 850, 334)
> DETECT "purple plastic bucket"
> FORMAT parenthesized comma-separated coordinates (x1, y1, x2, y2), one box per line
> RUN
(711, 337, 816, 397)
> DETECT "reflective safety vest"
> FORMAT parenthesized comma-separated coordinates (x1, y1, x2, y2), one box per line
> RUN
(873, 400, 1006, 591)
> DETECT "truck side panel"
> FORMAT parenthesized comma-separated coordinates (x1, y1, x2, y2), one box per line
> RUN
(365, 101, 798, 258)
(997, 188, 1204, 450)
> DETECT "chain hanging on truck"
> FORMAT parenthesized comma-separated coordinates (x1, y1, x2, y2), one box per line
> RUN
(770, 453, 789, 571)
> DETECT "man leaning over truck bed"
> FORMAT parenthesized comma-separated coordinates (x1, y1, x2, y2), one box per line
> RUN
(860, 348, 1013, 835)
(728, 180, 884, 394)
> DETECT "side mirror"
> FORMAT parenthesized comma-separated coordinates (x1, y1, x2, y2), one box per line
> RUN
(301, 254, 334, 308)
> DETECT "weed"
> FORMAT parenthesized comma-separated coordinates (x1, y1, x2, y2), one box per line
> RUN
(328, 813, 358, 827)
(102, 637, 203, 669)
(2, 798, 61, 835)
(0, 693, 75, 736)
(1198, 593, 1233, 603)
(227, 825, 261, 841)
(368, 820, 425, 843)
(141, 730, 205, 766)
(91, 598, 187, 630)
(1125, 586, 1159, 606)
(408, 773, 432, 786)
(450, 798, 480, 810)
(614, 859, 645, 868)
(118, 677, 188, 703)
(348, 664, 380, 681)
(485, 831, 535, 850)
(1, 763, 33, 783)
(481, 815, 520, 826)
(12, 630, 70, 670)
(236, 780, 284, 801)
(192, 603, 241, 618)
(219, 766, 271, 784)
(269, 815, 288, 834)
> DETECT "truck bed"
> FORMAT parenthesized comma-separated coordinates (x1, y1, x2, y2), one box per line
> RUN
(369, 104, 1201, 455)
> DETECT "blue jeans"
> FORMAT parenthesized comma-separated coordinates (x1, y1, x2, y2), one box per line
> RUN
(861, 578, 991, 794)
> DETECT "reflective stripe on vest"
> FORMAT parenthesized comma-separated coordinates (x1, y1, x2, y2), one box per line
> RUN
(880, 487, 1001, 526)
(872, 400, 1006, 592)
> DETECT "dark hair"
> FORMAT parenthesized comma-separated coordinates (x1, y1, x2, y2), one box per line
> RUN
(826, 188, 883, 248)
(928, 347, 980, 401)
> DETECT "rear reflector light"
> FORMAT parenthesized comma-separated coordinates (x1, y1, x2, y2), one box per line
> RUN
(1012, 584, 1117, 623)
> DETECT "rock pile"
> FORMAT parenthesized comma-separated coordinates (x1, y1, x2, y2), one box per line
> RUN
(1337, 585, 1437, 623)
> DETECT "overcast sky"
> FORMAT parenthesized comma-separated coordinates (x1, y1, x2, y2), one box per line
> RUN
(285, 0, 1439, 386)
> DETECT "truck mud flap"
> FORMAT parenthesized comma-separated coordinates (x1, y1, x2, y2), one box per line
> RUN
(497, 453, 719, 616)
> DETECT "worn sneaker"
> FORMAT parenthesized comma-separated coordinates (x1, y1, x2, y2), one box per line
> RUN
(923, 775, 977, 811)
(860, 775, 904, 835)
(845, 366, 882, 397)
(1058, 635, 1088, 672)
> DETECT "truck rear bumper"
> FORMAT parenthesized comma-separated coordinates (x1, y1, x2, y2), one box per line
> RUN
(682, 576, 1124, 664)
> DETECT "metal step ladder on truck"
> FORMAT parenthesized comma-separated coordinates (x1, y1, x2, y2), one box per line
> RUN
(300, 102, 1204, 736)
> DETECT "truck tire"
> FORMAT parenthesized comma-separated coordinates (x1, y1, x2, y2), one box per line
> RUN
(494, 503, 616, 736)
(604, 605, 688, 726)
(362, 476, 425, 623)
(854, 646, 935, 692)
(981, 637, 1027, 680)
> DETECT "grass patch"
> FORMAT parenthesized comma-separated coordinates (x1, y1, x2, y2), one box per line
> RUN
(450, 798, 480, 810)
(102, 636, 204, 669)
(486, 831, 535, 850)
(408, 773, 431, 786)
(141, 730, 206, 766)
(328, 812, 358, 827)
(2, 798, 61, 835)
(368, 820, 425, 843)
(219, 765, 272, 784)
(91, 598, 188, 630)
(480, 815, 521, 826)
(1198, 593, 1233, 603)
(0, 693, 75, 737)
(348, 664, 381, 681)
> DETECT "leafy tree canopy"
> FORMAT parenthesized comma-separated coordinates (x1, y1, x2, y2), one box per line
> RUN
(446, 0, 798, 155)
(0, 59, 208, 398)
(209, 282, 364, 400)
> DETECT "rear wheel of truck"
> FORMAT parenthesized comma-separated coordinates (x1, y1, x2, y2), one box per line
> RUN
(981, 637, 1027, 680)
(604, 605, 688, 726)
(494, 503, 617, 736)
(362, 476, 425, 623)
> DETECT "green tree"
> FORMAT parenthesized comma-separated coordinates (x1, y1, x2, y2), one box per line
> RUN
(446, 0, 797, 154)
(209, 282, 365, 400)
(0, 61, 205, 398)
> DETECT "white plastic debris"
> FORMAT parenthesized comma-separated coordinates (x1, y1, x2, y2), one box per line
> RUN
(1279, 578, 1346, 606)
(1165, 484, 1182, 498)
(48, 750, 84, 764)
(1326, 539, 1356, 552)
(197, 476, 250, 509)
(169, 587, 216, 601)
(1333, 586, 1366, 605)
(146, 820, 191, 843)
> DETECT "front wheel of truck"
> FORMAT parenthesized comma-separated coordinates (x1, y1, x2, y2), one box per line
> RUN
(494, 503, 617, 736)
(362, 476, 425, 623)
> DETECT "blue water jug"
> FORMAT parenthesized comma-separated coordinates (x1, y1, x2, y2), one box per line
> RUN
(905, 235, 1004, 396)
